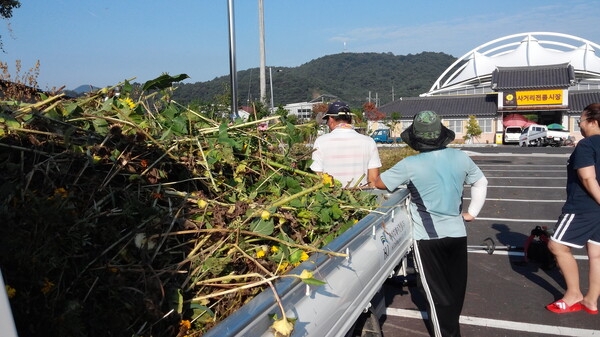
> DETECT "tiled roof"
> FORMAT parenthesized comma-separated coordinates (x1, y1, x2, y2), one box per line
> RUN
(378, 94, 498, 118)
(378, 90, 600, 118)
(568, 90, 600, 114)
(491, 63, 575, 90)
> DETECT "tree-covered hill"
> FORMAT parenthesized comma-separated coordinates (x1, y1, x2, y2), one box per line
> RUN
(172, 52, 457, 109)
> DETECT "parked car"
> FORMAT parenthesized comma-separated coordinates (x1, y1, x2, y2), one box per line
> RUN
(503, 126, 523, 144)
(546, 127, 571, 146)
(371, 129, 402, 143)
(519, 125, 548, 147)
(519, 124, 570, 147)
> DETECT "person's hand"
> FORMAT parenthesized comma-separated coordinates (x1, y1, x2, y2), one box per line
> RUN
(462, 212, 475, 222)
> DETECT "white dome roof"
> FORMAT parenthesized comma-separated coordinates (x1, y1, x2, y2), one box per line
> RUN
(423, 32, 600, 96)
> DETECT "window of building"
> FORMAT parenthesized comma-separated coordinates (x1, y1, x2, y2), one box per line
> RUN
(294, 108, 313, 120)
(477, 118, 493, 133)
(573, 117, 581, 132)
(447, 120, 463, 133)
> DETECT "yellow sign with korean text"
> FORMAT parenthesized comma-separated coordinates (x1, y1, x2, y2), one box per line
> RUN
(513, 90, 564, 106)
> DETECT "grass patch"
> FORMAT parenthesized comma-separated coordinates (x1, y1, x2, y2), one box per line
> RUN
(378, 146, 417, 171)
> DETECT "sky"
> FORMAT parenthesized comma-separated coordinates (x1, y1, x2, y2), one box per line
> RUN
(1, 0, 600, 91)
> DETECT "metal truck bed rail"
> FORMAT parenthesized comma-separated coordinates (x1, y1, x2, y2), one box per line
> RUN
(204, 188, 412, 337)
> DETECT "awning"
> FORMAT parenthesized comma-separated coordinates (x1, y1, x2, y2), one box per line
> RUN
(503, 114, 536, 127)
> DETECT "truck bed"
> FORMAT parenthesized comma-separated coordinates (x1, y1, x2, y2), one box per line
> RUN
(203, 188, 412, 337)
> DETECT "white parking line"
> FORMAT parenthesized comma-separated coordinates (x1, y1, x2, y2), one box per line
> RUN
(483, 170, 565, 172)
(465, 197, 565, 203)
(466, 152, 570, 158)
(476, 217, 556, 223)
(486, 185, 563, 189)
(385, 308, 599, 336)
(468, 250, 589, 260)
(478, 165, 564, 168)
(485, 176, 565, 179)
(468, 250, 525, 256)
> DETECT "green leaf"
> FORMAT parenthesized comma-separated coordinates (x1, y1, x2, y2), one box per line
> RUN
(285, 176, 301, 193)
(301, 277, 327, 286)
(217, 123, 239, 148)
(250, 219, 274, 236)
(248, 191, 257, 200)
(288, 198, 303, 208)
(331, 203, 343, 220)
(318, 210, 331, 223)
(166, 288, 183, 314)
(189, 303, 214, 324)
(289, 249, 305, 264)
(202, 256, 231, 276)
(142, 73, 190, 91)
(63, 102, 83, 117)
(297, 209, 315, 220)
(92, 118, 109, 135)
(170, 117, 188, 135)
(321, 233, 336, 246)
(121, 80, 133, 95)
(161, 104, 178, 119)
(0, 113, 20, 129)
(100, 98, 114, 112)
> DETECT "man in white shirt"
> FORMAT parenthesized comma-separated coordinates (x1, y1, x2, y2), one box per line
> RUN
(310, 101, 382, 188)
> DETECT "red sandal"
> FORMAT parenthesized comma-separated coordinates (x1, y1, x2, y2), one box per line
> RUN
(580, 302, 599, 315)
(546, 300, 583, 313)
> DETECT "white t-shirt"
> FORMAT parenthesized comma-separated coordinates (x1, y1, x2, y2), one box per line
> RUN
(310, 128, 382, 187)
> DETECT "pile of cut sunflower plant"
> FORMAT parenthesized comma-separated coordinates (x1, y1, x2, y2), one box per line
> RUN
(0, 74, 380, 337)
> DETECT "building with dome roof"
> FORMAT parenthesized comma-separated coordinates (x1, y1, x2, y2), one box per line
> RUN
(377, 32, 600, 144)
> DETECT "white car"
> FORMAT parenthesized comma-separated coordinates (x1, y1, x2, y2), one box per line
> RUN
(503, 126, 522, 144)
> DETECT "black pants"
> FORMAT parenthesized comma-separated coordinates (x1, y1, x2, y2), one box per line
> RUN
(414, 237, 468, 337)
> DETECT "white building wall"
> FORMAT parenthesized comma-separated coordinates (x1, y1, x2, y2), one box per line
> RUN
(283, 102, 316, 120)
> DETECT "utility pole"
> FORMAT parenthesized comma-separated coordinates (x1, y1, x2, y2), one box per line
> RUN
(258, 0, 267, 105)
(269, 67, 274, 110)
(227, 0, 239, 119)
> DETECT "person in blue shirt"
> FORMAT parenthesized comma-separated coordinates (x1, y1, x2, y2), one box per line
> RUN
(547, 103, 600, 315)
(372, 110, 487, 337)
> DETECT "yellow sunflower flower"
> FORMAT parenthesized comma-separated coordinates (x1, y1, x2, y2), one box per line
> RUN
(180, 320, 191, 330)
(322, 173, 334, 186)
(120, 97, 136, 109)
(41, 278, 55, 295)
(277, 262, 290, 273)
(261, 210, 271, 220)
(5, 285, 16, 299)
(50, 187, 69, 199)
(299, 251, 309, 262)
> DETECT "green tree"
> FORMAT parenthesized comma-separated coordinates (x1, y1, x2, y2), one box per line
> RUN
(0, 0, 21, 50)
(464, 115, 482, 143)
(388, 111, 402, 136)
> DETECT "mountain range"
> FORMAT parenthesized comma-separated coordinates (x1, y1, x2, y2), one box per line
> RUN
(67, 52, 457, 109)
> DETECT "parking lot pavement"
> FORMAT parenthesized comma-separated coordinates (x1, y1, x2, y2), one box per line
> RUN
(381, 146, 600, 337)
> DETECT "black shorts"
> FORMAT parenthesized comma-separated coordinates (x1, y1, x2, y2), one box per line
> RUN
(551, 213, 600, 248)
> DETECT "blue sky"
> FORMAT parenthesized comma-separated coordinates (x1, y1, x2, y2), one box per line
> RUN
(1, 0, 599, 90)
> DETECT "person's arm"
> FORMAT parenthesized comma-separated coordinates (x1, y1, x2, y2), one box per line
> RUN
(462, 176, 488, 222)
(309, 141, 323, 175)
(371, 173, 387, 190)
(367, 167, 380, 188)
(578, 165, 600, 205)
